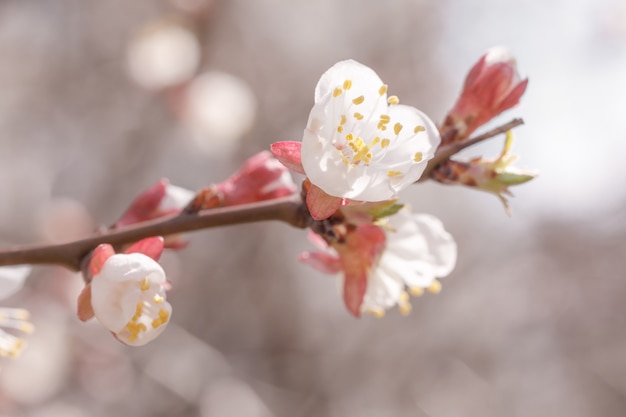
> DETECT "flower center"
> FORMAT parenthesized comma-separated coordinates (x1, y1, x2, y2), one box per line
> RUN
(123, 277, 170, 343)
(330, 79, 426, 176)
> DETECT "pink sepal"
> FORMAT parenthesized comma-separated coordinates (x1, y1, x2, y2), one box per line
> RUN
(270, 141, 305, 175)
(306, 184, 342, 220)
(124, 236, 165, 261)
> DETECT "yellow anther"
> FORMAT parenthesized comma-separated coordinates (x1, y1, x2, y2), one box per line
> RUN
(343, 80, 352, 90)
(394, 123, 403, 135)
(337, 126, 343, 133)
(7, 339, 25, 358)
(340, 114, 347, 125)
(125, 322, 147, 342)
(379, 114, 391, 122)
(353, 112, 364, 120)
(387, 95, 400, 105)
(333, 87, 343, 97)
(414, 125, 425, 134)
(377, 123, 387, 131)
(381, 138, 390, 148)
(19, 322, 34, 334)
(352, 95, 365, 105)
(345, 133, 354, 141)
(399, 302, 412, 316)
(141, 277, 150, 291)
(409, 286, 425, 297)
(153, 294, 164, 304)
(365, 308, 385, 318)
(378, 84, 388, 96)
(413, 152, 423, 162)
(152, 308, 170, 328)
(387, 170, 403, 177)
(427, 280, 442, 294)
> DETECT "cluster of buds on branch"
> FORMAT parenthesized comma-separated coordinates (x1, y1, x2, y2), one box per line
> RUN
(0, 47, 536, 354)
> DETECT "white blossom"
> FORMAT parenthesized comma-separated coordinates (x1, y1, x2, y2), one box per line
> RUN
(301, 60, 440, 201)
(91, 253, 171, 346)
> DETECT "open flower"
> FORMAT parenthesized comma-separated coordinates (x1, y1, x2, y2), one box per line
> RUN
(0, 265, 34, 358)
(77, 237, 172, 346)
(272, 59, 440, 219)
(441, 47, 528, 143)
(300, 208, 456, 317)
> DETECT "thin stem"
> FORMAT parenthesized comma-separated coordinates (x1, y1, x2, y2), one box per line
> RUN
(417, 118, 524, 182)
(0, 194, 308, 271)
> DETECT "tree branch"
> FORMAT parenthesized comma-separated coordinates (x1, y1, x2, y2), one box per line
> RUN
(417, 118, 524, 182)
(0, 194, 308, 271)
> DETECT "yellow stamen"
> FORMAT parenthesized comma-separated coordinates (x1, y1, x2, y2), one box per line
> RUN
(427, 280, 442, 294)
(365, 308, 385, 318)
(333, 87, 343, 97)
(343, 80, 352, 90)
(387, 170, 403, 177)
(353, 112, 364, 120)
(378, 84, 388, 96)
(414, 125, 425, 134)
(141, 277, 150, 291)
(337, 126, 343, 133)
(387, 95, 399, 105)
(398, 293, 412, 315)
(409, 286, 425, 297)
(152, 308, 170, 328)
(352, 95, 365, 105)
(413, 152, 423, 162)
(381, 138, 390, 148)
(394, 123, 403, 135)
(153, 294, 164, 304)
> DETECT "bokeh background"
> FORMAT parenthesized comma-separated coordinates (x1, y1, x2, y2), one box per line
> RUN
(0, 0, 625, 416)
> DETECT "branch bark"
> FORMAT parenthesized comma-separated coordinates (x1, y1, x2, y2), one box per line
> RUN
(0, 194, 308, 271)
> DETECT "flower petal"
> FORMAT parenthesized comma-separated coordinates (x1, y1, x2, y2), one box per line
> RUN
(270, 141, 305, 175)
(0, 266, 31, 300)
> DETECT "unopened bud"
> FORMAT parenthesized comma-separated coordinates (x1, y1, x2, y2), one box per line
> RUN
(441, 47, 528, 143)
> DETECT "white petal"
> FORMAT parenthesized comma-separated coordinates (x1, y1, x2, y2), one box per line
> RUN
(91, 253, 167, 334)
(160, 184, 195, 211)
(0, 266, 31, 300)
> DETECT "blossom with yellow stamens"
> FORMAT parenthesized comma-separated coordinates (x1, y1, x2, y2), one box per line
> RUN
(271, 59, 440, 220)
(77, 238, 171, 346)
(299, 207, 456, 317)
(0, 265, 33, 358)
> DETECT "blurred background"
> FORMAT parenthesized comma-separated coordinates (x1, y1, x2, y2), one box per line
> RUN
(0, 0, 625, 416)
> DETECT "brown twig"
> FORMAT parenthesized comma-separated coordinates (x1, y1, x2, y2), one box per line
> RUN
(0, 194, 308, 271)
(417, 118, 524, 182)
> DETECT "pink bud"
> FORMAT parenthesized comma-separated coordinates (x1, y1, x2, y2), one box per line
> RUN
(442, 47, 528, 142)
(187, 151, 297, 211)
(218, 151, 297, 205)
(114, 179, 194, 228)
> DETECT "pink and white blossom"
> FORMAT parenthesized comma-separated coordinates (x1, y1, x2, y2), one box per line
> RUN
(78, 237, 171, 346)
(0, 266, 33, 357)
(300, 209, 456, 317)
(272, 60, 440, 220)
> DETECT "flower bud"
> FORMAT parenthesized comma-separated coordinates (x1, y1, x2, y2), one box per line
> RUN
(432, 131, 536, 213)
(114, 179, 195, 248)
(441, 47, 528, 143)
(77, 238, 171, 346)
(185, 151, 297, 211)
